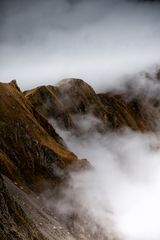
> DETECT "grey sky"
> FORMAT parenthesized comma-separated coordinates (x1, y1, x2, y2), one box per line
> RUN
(1, 0, 160, 90)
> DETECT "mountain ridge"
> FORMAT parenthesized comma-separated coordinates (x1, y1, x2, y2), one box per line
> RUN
(1, 74, 160, 239)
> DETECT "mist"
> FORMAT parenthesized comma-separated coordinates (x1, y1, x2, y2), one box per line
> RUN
(1, 0, 160, 91)
(54, 126, 160, 240)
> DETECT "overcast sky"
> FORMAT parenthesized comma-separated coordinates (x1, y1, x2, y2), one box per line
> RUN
(1, 0, 160, 90)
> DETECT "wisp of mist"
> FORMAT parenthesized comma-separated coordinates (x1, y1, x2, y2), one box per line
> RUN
(60, 128, 160, 240)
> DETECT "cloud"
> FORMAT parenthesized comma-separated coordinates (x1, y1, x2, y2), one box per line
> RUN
(58, 128, 160, 240)
(0, 0, 160, 90)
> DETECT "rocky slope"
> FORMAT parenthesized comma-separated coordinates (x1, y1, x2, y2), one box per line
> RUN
(0, 174, 48, 240)
(0, 80, 82, 190)
(1, 74, 160, 240)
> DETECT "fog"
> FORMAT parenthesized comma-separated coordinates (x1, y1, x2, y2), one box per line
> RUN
(55, 127, 160, 240)
(1, 0, 160, 91)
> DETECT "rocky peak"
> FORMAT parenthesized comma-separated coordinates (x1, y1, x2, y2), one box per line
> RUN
(25, 77, 157, 133)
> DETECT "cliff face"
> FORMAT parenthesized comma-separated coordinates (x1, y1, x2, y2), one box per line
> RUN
(0, 75, 160, 240)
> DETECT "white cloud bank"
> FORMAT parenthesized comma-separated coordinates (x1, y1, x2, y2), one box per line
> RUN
(1, 0, 160, 91)
(62, 129, 160, 240)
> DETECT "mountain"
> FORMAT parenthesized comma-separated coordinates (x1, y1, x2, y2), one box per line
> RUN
(24, 78, 108, 133)
(25, 78, 156, 133)
(0, 74, 160, 240)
